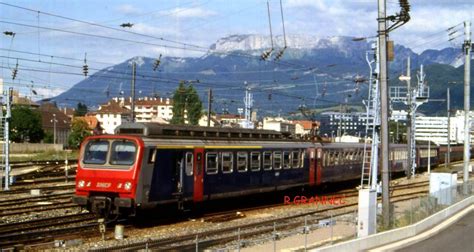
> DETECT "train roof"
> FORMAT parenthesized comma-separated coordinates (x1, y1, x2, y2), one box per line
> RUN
(115, 122, 312, 142)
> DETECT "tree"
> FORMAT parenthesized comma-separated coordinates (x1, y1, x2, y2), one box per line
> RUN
(170, 82, 186, 125)
(43, 131, 54, 143)
(10, 106, 44, 143)
(170, 82, 203, 125)
(68, 118, 92, 149)
(74, 102, 88, 116)
(186, 85, 202, 125)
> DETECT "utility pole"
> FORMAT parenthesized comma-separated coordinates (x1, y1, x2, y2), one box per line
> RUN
(402, 57, 412, 178)
(207, 88, 212, 127)
(378, 0, 391, 229)
(52, 113, 57, 144)
(131, 61, 136, 123)
(447, 87, 451, 167)
(4, 88, 11, 190)
(463, 21, 471, 184)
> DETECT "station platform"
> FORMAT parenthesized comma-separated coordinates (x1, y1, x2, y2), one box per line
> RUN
(371, 204, 474, 252)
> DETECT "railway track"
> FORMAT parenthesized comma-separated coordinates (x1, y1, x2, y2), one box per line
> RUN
(200, 180, 429, 223)
(0, 191, 74, 208)
(0, 213, 95, 237)
(0, 220, 97, 248)
(0, 200, 77, 217)
(90, 184, 430, 251)
(0, 184, 75, 195)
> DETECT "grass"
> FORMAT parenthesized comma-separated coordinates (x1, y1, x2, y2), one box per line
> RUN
(10, 149, 79, 162)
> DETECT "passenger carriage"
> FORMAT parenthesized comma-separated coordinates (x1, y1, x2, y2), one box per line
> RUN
(72, 122, 437, 217)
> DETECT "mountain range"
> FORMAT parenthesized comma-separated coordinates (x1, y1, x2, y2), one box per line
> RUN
(49, 34, 472, 117)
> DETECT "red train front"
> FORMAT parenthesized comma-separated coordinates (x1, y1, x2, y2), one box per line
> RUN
(72, 135, 144, 218)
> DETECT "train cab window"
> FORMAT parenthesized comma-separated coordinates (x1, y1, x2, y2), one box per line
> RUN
(250, 152, 261, 171)
(263, 151, 272, 170)
(291, 151, 300, 168)
(283, 152, 291, 169)
(221, 152, 233, 174)
(273, 151, 282, 170)
(83, 140, 109, 165)
(185, 152, 193, 176)
(110, 141, 137, 165)
(206, 152, 218, 174)
(237, 152, 248, 172)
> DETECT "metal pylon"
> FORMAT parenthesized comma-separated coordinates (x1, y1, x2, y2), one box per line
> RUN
(361, 42, 380, 190)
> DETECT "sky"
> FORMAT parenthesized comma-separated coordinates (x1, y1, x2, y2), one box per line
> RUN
(0, 0, 472, 100)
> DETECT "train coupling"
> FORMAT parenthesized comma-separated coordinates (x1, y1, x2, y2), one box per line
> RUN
(91, 196, 113, 213)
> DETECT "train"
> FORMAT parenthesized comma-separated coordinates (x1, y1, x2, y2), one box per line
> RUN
(72, 122, 460, 218)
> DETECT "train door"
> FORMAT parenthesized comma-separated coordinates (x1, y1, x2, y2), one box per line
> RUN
(308, 148, 315, 186)
(316, 148, 322, 185)
(193, 148, 204, 202)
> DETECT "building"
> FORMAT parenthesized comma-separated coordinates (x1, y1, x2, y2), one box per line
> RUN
(216, 114, 246, 128)
(38, 103, 71, 146)
(415, 110, 474, 145)
(198, 115, 220, 127)
(262, 117, 296, 135)
(318, 112, 368, 138)
(60, 107, 76, 119)
(12, 90, 39, 108)
(76, 115, 103, 135)
(95, 100, 131, 134)
(291, 120, 320, 136)
(112, 96, 173, 122)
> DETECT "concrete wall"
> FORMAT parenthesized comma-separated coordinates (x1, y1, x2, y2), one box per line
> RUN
(10, 143, 63, 153)
(312, 195, 474, 252)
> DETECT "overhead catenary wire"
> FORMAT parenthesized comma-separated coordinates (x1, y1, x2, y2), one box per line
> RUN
(0, 2, 207, 50)
(0, 2, 317, 70)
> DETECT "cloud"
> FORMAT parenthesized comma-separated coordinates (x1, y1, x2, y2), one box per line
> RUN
(160, 7, 217, 19)
(115, 4, 143, 15)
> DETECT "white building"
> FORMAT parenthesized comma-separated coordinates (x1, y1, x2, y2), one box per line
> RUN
(95, 100, 131, 134)
(262, 117, 296, 135)
(112, 97, 173, 122)
(415, 110, 474, 145)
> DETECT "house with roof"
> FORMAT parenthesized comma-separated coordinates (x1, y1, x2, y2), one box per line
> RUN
(112, 96, 173, 122)
(38, 103, 71, 146)
(291, 120, 320, 136)
(76, 115, 103, 135)
(95, 100, 131, 134)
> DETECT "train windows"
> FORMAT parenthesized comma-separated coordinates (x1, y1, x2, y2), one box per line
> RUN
(110, 141, 137, 165)
(333, 152, 339, 165)
(237, 152, 248, 172)
(206, 152, 218, 174)
(250, 152, 261, 171)
(83, 140, 109, 165)
(291, 151, 300, 168)
(300, 151, 305, 168)
(221, 152, 233, 174)
(323, 152, 328, 167)
(283, 151, 291, 169)
(185, 152, 193, 176)
(273, 151, 282, 170)
(263, 152, 272, 170)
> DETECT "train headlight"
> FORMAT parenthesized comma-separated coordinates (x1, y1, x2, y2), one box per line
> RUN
(78, 180, 85, 188)
(124, 182, 132, 191)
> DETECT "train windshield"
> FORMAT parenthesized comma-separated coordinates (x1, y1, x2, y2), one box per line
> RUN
(83, 140, 109, 164)
(82, 139, 137, 168)
(110, 141, 137, 165)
